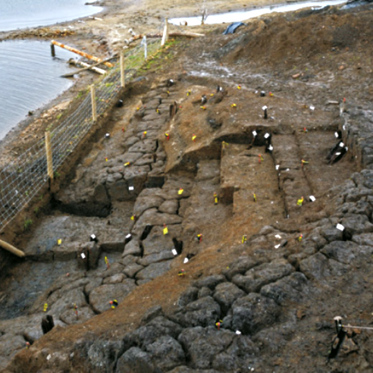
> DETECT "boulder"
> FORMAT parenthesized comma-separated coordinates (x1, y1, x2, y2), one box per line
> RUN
(60, 306, 96, 325)
(192, 275, 226, 290)
(145, 336, 185, 371)
(213, 282, 245, 313)
(230, 293, 280, 334)
(135, 261, 172, 283)
(158, 200, 179, 214)
(232, 259, 294, 293)
(223, 255, 267, 281)
(171, 296, 221, 328)
(178, 287, 199, 307)
(89, 281, 136, 313)
(178, 326, 234, 369)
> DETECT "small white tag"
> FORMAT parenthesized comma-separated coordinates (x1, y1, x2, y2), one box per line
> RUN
(275, 234, 281, 239)
(335, 152, 341, 156)
(126, 234, 132, 239)
(252, 130, 257, 137)
(286, 168, 290, 172)
(183, 258, 189, 264)
(343, 125, 346, 130)
(47, 354, 51, 361)
(334, 132, 339, 138)
(310, 105, 315, 111)
(235, 330, 241, 335)
(172, 249, 177, 256)
(262, 105, 267, 111)
(81, 253, 86, 259)
(336, 223, 345, 231)
(264, 133, 270, 139)
(276, 165, 280, 170)
(345, 147, 348, 151)
(274, 244, 281, 249)
(128, 186, 134, 191)
(90, 234, 96, 240)
(309, 195, 316, 202)
(339, 142, 344, 147)
(268, 145, 273, 151)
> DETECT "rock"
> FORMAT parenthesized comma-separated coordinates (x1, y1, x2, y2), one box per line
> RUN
(321, 241, 373, 265)
(230, 293, 280, 334)
(299, 253, 330, 280)
(138, 251, 174, 266)
(342, 214, 373, 235)
(133, 195, 164, 216)
(122, 239, 142, 258)
(142, 226, 181, 255)
(178, 287, 199, 307)
(103, 273, 126, 284)
(123, 316, 182, 350)
(213, 282, 245, 313)
(85, 277, 103, 295)
(260, 272, 308, 305)
(123, 263, 143, 278)
(178, 326, 234, 369)
(352, 232, 373, 246)
(60, 306, 96, 325)
(232, 259, 294, 293)
(49, 288, 87, 315)
(135, 261, 172, 283)
(167, 367, 220, 373)
(192, 275, 226, 290)
(89, 280, 136, 313)
(141, 305, 163, 325)
(171, 296, 221, 328)
(115, 347, 155, 373)
(320, 225, 344, 242)
(86, 339, 124, 372)
(223, 256, 267, 281)
(145, 336, 185, 371)
(198, 286, 212, 298)
(158, 200, 179, 214)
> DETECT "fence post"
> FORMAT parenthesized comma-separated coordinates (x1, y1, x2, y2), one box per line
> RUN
(161, 18, 169, 46)
(120, 52, 125, 88)
(45, 131, 54, 181)
(90, 84, 97, 122)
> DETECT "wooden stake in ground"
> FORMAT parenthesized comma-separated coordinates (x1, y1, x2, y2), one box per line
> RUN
(90, 85, 97, 122)
(45, 131, 54, 181)
(0, 239, 25, 257)
(161, 18, 169, 46)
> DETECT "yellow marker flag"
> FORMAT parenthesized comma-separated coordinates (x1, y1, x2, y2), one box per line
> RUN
(163, 226, 169, 235)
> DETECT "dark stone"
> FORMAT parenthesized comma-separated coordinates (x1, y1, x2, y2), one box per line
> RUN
(123, 316, 183, 350)
(232, 259, 294, 293)
(141, 306, 163, 325)
(192, 275, 226, 290)
(260, 272, 308, 305)
(178, 287, 199, 307)
(116, 347, 158, 373)
(198, 287, 212, 298)
(171, 296, 221, 328)
(145, 336, 185, 371)
(223, 256, 267, 281)
(213, 282, 245, 314)
(230, 293, 280, 334)
(178, 326, 235, 369)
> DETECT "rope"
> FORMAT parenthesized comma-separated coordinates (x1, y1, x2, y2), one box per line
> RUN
(342, 325, 373, 331)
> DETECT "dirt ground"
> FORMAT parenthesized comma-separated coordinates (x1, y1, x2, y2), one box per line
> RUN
(0, 0, 373, 372)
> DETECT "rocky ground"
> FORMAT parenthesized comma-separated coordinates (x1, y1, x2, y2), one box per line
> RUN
(1, 0, 373, 372)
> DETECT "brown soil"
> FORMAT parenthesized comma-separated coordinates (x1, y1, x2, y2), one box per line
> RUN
(0, 0, 373, 372)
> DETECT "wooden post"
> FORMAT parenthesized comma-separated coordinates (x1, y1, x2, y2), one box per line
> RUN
(91, 85, 97, 122)
(45, 131, 54, 181)
(50, 43, 55, 57)
(51, 40, 114, 68)
(120, 53, 125, 88)
(161, 18, 169, 46)
(0, 239, 25, 257)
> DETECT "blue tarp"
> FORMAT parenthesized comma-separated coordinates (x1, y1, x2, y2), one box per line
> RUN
(223, 22, 245, 35)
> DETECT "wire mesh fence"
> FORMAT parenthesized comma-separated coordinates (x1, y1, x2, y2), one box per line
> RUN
(0, 36, 163, 232)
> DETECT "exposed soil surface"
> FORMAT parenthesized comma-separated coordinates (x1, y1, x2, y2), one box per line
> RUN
(1, 0, 373, 372)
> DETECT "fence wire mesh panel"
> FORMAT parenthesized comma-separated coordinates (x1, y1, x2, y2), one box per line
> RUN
(0, 36, 164, 232)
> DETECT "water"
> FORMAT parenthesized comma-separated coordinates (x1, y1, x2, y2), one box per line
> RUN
(0, 40, 78, 139)
(169, 0, 346, 26)
(0, 0, 102, 32)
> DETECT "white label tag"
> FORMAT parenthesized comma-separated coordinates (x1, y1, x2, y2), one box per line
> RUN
(336, 224, 345, 231)
(172, 249, 177, 256)
(81, 253, 86, 259)
(309, 195, 316, 202)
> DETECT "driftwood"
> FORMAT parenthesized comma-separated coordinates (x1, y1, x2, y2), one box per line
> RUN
(68, 59, 106, 75)
(61, 55, 118, 78)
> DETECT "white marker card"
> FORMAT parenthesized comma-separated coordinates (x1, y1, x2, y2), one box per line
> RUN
(252, 130, 257, 137)
(81, 253, 86, 259)
(183, 258, 189, 264)
(262, 105, 267, 110)
(235, 330, 242, 335)
(274, 244, 281, 249)
(264, 133, 270, 139)
(276, 165, 280, 170)
(309, 195, 316, 202)
(172, 249, 178, 256)
(126, 234, 132, 239)
(128, 186, 134, 191)
(334, 132, 339, 138)
(310, 105, 315, 110)
(275, 234, 282, 239)
(336, 224, 345, 231)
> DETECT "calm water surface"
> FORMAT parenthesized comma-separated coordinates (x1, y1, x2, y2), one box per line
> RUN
(0, 0, 102, 140)
(0, 0, 102, 31)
